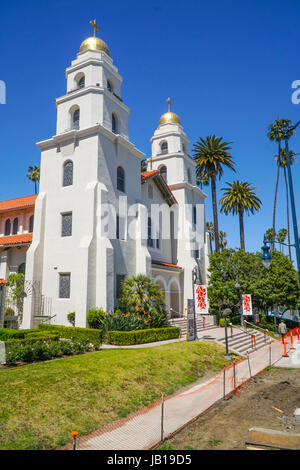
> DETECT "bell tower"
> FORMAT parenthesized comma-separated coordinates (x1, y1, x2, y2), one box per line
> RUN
(56, 19, 130, 140)
(147, 98, 196, 186)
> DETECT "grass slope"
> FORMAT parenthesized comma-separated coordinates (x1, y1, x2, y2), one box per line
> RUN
(0, 341, 226, 450)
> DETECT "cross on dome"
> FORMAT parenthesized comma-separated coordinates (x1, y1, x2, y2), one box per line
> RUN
(90, 19, 100, 37)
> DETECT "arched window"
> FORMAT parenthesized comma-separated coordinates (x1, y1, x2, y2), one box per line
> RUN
(112, 113, 118, 133)
(72, 108, 80, 130)
(160, 165, 167, 181)
(187, 168, 192, 183)
(117, 166, 125, 192)
(192, 205, 197, 227)
(12, 218, 18, 235)
(147, 217, 153, 247)
(107, 79, 113, 92)
(29, 215, 34, 233)
(63, 161, 73, 187)
(161, 142, 168, 154)
(78, 76, 85, 89)
(5, 219, 11, 236)
(18, 263, 26, 275)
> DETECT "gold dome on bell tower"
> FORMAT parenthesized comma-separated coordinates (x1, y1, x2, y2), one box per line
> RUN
(79, 19, 110, 56)
(159, 98, 181, 127)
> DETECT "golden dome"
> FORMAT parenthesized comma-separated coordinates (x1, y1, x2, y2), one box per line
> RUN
(158, 98, 181, 127)
(159, 111, 181, 127)
(79, 36, 110, 56)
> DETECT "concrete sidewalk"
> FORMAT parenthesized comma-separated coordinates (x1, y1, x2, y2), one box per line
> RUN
(273, 341, 300, 368)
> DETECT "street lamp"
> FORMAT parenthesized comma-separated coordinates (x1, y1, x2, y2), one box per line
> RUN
(261, 236, 272, 269)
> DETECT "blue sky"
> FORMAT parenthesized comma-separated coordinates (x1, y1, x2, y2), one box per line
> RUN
(1, 0, 300, 258)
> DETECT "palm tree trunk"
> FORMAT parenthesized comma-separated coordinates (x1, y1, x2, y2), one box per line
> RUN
(34, 180, 37, 194)
(211, 176, 219, 252)
(239, 210, 245, 250)
(272, 163, 280, 251)
(284, 167, 292, 260)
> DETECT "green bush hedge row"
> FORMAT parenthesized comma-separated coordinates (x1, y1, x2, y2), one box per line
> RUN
(4, 333, 60, 346)
(105, 327, 180, 346)
(5, 338, 93, 366)
(38, 324, 103, 346)
(0, 328, 38, 341)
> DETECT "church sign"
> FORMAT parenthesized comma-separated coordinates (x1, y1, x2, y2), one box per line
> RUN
(194, 285, 209, 314)
(187, 299, 195, 341)
(242, 294, 253, 316)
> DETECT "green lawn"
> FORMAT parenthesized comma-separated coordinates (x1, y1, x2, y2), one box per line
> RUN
(0, 341, 227, 450)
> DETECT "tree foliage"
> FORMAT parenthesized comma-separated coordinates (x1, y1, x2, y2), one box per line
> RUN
(207, 249, 300, 316)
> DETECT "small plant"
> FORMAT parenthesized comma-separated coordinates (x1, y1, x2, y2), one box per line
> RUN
(67, 312, 75, 327)
(87, 308, 105, 329)
(208, 438, 222, 447)
(158, 442, 174, 450)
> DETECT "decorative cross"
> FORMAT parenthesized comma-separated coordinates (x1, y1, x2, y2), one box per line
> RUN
(90, 19, 100, 37)
(166, 97, 172, 112)
(149, 156, 153, 170)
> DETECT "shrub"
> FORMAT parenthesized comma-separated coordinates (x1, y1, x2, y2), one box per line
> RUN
(105, 327, 180, 346)
(119, 275, 168, 328)
(67, 312, 75, 327)
(87, 308, 105, 329)
(0, 329, 25, 341)
(219, 318, 225, 327)
(38, 324, 102, 347)
(4, 307, 15, 316)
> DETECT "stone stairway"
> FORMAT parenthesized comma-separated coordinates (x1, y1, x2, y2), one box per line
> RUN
(169, 316, 216, 338)
(217, 329, 270, 356)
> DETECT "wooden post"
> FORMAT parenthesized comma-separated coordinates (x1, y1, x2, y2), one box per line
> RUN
(247, 352, 252, 378)
(161, 393, 164, 443)
(72, 431, 78, 450)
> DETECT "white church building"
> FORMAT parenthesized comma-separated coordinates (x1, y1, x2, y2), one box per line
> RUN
(1, 23, 211, 328)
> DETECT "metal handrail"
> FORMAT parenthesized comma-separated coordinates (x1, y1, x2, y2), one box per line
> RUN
(228, 322, 252, 336)
(244, 320, 269, 335)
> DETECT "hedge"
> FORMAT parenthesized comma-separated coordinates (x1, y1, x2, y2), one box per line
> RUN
(4, 337, 93, 365)
(0, 328, 40, 341)
(105, 327, 180, 346)
(4, 333, 60, 346)
(38, 324, 102, 347)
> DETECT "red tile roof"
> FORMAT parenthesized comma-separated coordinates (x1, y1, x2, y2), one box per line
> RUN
(0, 233, 33, 246)
(152, 260, 182, 270)
(141, 170, 160, 181)
(0, 195, 37, 212)
(141, 171, 178, 205)
(0, 278, 8, 285)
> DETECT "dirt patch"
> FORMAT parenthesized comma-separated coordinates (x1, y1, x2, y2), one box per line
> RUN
(163, 368, 300, 450)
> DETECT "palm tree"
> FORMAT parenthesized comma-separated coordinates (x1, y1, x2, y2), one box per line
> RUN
(218, 230, 227, 251)
(206, 221, 214, 253)
(140, 158, 148, 172)
(196, 169, 210, 190)
(277, 148, 296, 260)
(26, 165, 40, 194)
(193, 135, 235, 252)
(267, 119, 292, 249)
(265, 227, 275, 243)
(277, 228, 288, 253)
(220, 181, 262, 250)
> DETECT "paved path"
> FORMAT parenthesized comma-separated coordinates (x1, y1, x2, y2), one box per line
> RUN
(273, 341, 300, 368)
